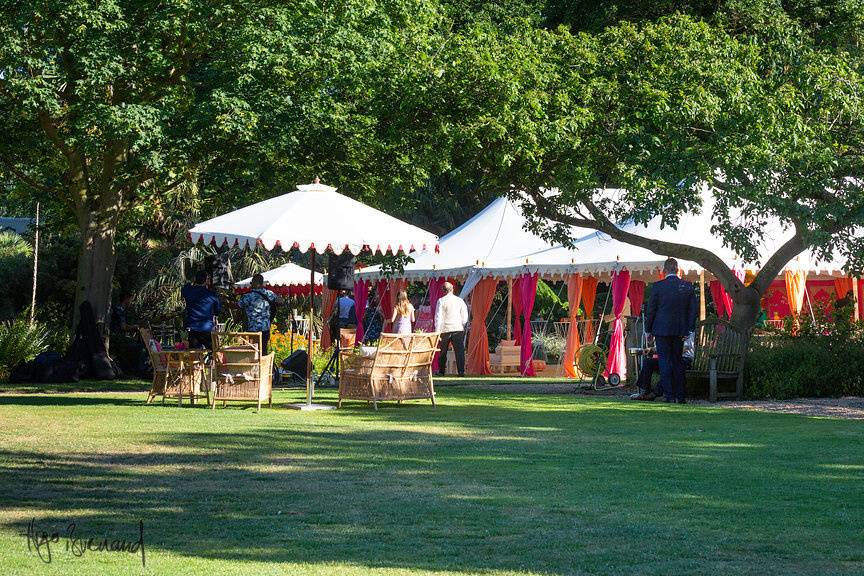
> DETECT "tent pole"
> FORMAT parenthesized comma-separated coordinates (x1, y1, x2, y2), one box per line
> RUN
(853, 277, 860, 321)
(307, 250, 316, 405)
(30, 202, 40, 326)
(506, 278, 513, 341)
(699, 271, 706, 321)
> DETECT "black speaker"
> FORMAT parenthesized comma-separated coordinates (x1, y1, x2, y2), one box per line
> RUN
(327, 252, 355, 290)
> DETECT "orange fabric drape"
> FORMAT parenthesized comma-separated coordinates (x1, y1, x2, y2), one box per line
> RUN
(784, 270, 807, 317)
(581, 277, 598, 343)
(563, 274, 583, 378)
(835, 278, 854, 301)
(466, 278, 498, 375)
(320, 287, 338, 350)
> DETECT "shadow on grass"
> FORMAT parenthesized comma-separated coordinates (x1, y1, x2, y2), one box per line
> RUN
(1, 393, 863, 575)
(0, 395, 144, 408)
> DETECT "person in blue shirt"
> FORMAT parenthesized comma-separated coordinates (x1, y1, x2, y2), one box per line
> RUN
(181, 270, 221, 349)
(238, 274, 282, 355)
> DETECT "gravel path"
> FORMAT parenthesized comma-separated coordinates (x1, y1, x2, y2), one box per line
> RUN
(688, 397, 864, 420)
(458, 382, 864, 419)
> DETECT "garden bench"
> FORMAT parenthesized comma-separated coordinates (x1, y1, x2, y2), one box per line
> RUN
(338, 332, 440, 409)
(688, 318, 748, 402)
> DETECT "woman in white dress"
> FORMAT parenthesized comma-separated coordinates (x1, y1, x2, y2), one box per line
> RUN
(390, 290, 415, 335)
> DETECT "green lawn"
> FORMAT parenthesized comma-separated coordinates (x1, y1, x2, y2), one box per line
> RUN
(0, 385, 862, 576)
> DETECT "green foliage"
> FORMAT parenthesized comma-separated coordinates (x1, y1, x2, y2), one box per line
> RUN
(0, 315, 48, 378)
(746, 303, 864, 399)
(0, 232, 33, 320)
(532, 331, 566, 363)
(533, 279, 568, 322)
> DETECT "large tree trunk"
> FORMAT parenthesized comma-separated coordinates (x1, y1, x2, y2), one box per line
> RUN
(72, 204, 120, 344)
(728, 285, 762, 335)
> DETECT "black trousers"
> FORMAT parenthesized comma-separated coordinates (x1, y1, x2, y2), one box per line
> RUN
(636, 356, 662, 397)
(655, 335, 685, 401)
(188, 330, 212, 350)
(438, 330, 465, 376)
(261, 330, 270, 356)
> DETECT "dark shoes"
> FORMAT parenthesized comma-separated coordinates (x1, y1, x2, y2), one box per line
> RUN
(677, 399, 687, 404)
(632, 391, 656, 401)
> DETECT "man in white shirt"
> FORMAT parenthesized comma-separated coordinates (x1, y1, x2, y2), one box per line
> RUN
(435, 282, 469, 376)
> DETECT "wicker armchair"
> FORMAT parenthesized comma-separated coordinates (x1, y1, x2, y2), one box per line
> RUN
(211, 332, 274, 412)
(140, 328, 207, 405)
(338, 332, 440, 410)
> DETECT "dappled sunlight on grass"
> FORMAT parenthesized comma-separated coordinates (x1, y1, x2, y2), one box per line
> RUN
(0, 388, 862, 575)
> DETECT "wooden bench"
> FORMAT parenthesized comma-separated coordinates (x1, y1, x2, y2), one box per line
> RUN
(688, 319, 748, 402)
(338, 332, 440, 409)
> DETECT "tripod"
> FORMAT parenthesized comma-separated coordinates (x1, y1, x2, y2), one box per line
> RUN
(314, 323, 343, 387)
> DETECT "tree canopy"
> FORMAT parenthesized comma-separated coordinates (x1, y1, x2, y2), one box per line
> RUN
(1, 0, 862, 333)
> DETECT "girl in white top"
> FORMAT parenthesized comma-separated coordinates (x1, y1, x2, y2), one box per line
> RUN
(390, 290, 415, 334)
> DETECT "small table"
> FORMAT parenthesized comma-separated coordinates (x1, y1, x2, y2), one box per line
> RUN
(162, 350, 209, 406)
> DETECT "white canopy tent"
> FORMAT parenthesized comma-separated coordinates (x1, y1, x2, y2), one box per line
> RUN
(355, 196, 591, 282)
(476, 188, 850, 281)
(235, 262, 323, 289)
(189, 179, 439, 409)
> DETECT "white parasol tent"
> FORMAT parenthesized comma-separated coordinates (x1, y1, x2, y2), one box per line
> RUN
(235, 262, 323, 290)
(190, 179, 439, 410)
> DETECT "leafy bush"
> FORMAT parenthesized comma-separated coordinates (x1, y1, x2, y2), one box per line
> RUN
(0, 316, 49, 379)
(746, 302, 864, 399)
(0, 231, 34, 320)
(532, 332, 566, 364)
(534, 280, 569, 322)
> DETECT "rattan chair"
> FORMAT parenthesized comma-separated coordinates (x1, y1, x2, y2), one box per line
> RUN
(140, 328, 208, 405)
(211, 332, 274, 412)
(338, 332, 440, 410)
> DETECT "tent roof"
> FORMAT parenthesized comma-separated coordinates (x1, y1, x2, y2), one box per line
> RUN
(356, 196, 590, 280)
(190, 181, 439, 255)
(235, 262, 322, 288)
(478, 190, 850, 280)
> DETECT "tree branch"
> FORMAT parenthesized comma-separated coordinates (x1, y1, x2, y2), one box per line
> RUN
(525, 187, 742, 290)
(1, 159, 56, 194)
(750, 230, 806, 294)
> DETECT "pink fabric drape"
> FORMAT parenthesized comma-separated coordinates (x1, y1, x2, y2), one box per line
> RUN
(581, 277, 598, 343)
(563, 274, 583, 378)
(353, 280, 369, 343)
(512, 279, 523, 345)
(710, 270, 745, 319)
(377, 279, 392, 332)
(517, 274, 539, 376)
(466, 279, 498, 375)
(428, 278, 445, 366)
(628, 281, 646, 317)
(320, 287, 338, 350)
(709, 280, 731, 318)
(603, 270, 631, 380)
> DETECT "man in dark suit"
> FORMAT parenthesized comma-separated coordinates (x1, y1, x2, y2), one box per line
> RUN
(646, 258, 698, 403)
